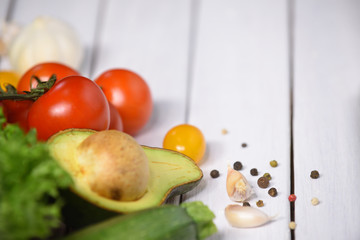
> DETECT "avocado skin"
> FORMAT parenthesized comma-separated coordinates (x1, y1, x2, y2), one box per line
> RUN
(61, 189, 119, 230)
(61, 179, 202, 231)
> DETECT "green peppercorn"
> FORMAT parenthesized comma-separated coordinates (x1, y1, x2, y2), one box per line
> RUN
(210, 170, 220, 178)
(310, 170, 320, 179)
(263, 172, 272, 181)
(256, 200, 264, 207)
(268, 187, 278, 197)
(257, 176, 269, 188)
(243, 202, 250, 207)
(233, 161, 243, 170)
(250, 168, 258, 176)
(270, 160, 278, 167)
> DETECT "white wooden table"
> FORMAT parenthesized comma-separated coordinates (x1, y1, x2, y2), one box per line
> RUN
(1, 0, 360, 239)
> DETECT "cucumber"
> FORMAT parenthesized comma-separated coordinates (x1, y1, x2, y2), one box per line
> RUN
(63, 201, 217, 240)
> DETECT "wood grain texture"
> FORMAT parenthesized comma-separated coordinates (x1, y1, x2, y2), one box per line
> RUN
(0, 0, 10, 19)
(92, 0, 192, 148)
(0, 0, 11, 67)
(0, 0, 100, 74)
(5, 0, 360, 239)
(294, 0, 360, 239)
(182, 0, 291, 239)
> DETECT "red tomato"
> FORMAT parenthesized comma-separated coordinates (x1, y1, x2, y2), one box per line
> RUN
(2, 99, 33, 131)
(95, 69, 152, 135)
(108, 102, 123, 131)
(28, 76, 110, 141)
(17, 62, 79, 92)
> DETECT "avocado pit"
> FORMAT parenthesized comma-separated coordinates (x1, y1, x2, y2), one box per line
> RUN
(76, 130, 150, 201)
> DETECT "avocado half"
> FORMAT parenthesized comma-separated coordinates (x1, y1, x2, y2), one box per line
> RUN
(48, 129, 203, 215)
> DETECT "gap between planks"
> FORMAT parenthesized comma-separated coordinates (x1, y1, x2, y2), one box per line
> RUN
(88, 0, 107, 79)
(178, 0, 201, 205)
(288, 0, 295, 239)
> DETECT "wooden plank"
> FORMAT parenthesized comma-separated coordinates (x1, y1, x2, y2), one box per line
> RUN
(294, 0, 360, 239)
(0, 0, 11, 67)
(92, 0, 192, 147)
(182, 0, 291, 239)
(0, 0, 100, 74)
(0, 0, 10, 19)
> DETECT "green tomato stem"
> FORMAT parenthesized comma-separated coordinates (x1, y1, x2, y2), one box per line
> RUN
(0, 74, 57, 101)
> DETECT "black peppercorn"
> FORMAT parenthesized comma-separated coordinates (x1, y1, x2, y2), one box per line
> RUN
(243, 202, 250, 207)
(250, 168, 258, 176)
(233, 161, 243, 170)
(210, 170, 220, 178)
(241, 143, 247, 148)
(268, 187, 278, 197)
(257, 176, 269, 188)
(310, 170, 320, 179)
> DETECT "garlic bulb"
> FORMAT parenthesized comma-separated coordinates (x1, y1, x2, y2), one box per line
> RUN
(226, 166, 253, 202)
(225, 204, 274, 228)
(0, 21, 21, 56)
(8, 16, 83, 75)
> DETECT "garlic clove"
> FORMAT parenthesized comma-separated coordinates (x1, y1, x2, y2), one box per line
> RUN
(225, 204, 273, 228)
(226, 166, 253, 202)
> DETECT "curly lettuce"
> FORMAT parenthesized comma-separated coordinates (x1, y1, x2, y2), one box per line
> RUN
(0, 108, 72, 240)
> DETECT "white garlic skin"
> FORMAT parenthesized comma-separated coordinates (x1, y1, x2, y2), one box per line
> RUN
(225, 205, 272, 228)
(9, 16, 83, 75)
(226, 166, 253, 202)
(0, 21, 21, 55)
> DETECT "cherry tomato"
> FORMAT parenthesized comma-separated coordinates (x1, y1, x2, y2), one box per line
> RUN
(17, 62, 79, 92)
(0, 71, 20, 91)
(2, 99, 33, 131)
(95, 69, 152, 136)
(28, 76, 110, 141)
(108, 102, 123, 131)
(0, 71, 22, 127)
(163, 124, 206, 164)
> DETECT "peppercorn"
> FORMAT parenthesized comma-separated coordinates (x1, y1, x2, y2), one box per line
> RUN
(241, 143, 247, 148)
(263, 172, 272, 181)
(257, 176, 269, 188)
(270, 160, 278, 167)
(268, 187, 277, 197)
(311, 197, 319, 206)
(233, 161, 243, 171)
(243, 202, 250, 207)
(288, 194, 297, 202)
(256, 200, 264, 207)
(210, 170, 219, 178)
(289, 221, 296, 230)
(310, 170, 320, 179)
(250, 168, 258, 176)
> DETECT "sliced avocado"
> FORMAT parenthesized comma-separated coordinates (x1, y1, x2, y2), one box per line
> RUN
(48, 129, 203, 215)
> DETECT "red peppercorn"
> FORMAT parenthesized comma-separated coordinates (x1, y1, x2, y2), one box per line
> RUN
(288, 194, 297, 202)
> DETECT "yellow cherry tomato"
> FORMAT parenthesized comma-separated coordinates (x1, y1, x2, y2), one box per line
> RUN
(163, 124, 206, 164)
(0, 71, 20, 91)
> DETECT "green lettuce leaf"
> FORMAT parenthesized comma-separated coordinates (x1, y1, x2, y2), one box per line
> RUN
(0, 108, 72, 240)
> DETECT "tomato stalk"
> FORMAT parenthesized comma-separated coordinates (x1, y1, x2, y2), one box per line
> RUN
(0, 75, 57, 101)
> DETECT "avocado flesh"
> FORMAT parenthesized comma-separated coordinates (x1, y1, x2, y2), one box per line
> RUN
(48, 129, 203, 213)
